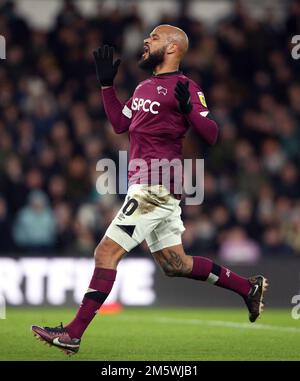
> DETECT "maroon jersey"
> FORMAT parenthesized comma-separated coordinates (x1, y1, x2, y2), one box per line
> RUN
(102, 71, 218, 194)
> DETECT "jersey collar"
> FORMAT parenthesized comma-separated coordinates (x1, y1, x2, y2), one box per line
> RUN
(152, 70, 182, 77)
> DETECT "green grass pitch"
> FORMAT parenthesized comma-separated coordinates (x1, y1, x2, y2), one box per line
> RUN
(0, 307, 299, 360)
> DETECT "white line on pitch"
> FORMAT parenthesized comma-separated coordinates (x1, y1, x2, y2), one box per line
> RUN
(112, 315, 300, 333)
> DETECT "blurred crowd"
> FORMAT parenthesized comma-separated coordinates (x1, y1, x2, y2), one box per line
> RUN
(0, 0, 300, 262)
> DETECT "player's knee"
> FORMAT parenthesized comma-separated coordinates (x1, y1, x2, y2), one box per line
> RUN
(94, 242, 106, 267)
(94, 240, 110, 267)
(94, 237, 125, 268)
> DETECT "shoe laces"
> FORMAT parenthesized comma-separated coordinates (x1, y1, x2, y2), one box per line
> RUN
(45, 322, 65, 333)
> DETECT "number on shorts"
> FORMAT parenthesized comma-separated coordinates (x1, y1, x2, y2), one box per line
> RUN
(122, 198, 138, 216)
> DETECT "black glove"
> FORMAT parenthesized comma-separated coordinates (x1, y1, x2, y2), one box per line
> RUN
(93, 45, 121, 87)
(175, 80, 193, 114)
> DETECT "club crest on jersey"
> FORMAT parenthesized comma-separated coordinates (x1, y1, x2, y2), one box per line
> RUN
(197, 91, 207, 107)
(157, 86, 168, 95)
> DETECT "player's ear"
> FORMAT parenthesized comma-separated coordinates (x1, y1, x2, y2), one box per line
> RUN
(166, 42, 177, 55)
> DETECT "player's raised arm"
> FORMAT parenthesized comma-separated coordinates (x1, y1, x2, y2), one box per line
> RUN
(93, 45, 132, 134)
(175, 80, 219, 145)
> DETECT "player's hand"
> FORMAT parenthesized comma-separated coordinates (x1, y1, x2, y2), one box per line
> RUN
(175, 80, 193, 114)
(93, 45, 121, 87)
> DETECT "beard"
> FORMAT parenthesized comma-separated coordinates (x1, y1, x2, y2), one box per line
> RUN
(138, 46, 166, 72)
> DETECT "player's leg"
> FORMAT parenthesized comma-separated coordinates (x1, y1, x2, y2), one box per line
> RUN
(152, 244, 268, 322)
(152, 243, 254, 295)
(147, 203, 268, 323)
(32, 237, 126, 355)
(32, 184, 176, 354)
(64, 237, 126, 338)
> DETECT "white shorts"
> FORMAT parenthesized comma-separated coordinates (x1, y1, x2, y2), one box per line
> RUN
(105, 184, 185, 253)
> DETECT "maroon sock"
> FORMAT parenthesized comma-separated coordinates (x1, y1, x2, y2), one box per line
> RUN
(66, 267, 116, 339)
(188, 256, 251, 297)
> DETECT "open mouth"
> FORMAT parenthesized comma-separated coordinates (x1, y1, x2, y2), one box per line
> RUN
(142, 45, 149, 59)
